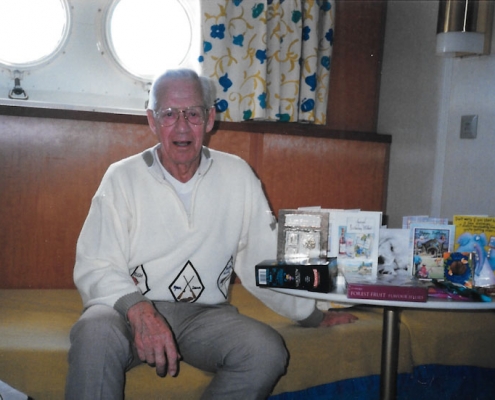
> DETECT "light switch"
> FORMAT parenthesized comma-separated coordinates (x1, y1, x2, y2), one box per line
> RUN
(460, 115, 478, 139)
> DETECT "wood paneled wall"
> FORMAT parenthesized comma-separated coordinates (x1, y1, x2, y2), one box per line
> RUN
(208, 129, 390, 213)
(0, 117, 157, 289)
(0, 0, 390, 289)
(0, 118, 389, 289)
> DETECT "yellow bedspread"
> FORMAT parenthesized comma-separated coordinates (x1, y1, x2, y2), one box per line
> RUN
(1, 286, 493, 400)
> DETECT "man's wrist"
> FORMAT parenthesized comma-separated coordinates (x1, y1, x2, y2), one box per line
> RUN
(114, 291, 152, 321)
(297, 308, 324, 327)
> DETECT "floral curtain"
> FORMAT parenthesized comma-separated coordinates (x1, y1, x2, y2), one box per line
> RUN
(199, 0, 335, 124)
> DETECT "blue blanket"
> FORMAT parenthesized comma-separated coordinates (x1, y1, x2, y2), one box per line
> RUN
(271, 365, 495, 400)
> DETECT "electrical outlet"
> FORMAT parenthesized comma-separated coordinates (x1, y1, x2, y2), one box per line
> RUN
(460, 115, 478, 139)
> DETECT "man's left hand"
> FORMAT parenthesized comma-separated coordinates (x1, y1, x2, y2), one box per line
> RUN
(319, 310, 358, 327)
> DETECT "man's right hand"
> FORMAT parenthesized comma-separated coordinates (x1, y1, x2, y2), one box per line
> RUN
(127, 301, 181, 377)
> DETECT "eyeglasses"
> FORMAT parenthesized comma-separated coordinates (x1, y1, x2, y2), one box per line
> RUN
(153, 106, 209, 126)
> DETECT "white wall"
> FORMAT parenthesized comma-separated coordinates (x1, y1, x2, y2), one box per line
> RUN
(378, 0, 495, 228)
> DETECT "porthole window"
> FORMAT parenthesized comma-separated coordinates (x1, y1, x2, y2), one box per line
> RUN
(0, 0, 70, 68)
(103, 0, 198, 81)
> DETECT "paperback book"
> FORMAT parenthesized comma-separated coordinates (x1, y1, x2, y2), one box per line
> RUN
(344, 272, 429, 302)
(453, 215, 495, 287)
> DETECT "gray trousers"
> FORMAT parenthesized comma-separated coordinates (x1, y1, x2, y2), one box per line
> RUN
(65, 301, 288, 400)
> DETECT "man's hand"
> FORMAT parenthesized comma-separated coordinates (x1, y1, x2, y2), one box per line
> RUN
(127, 301, 181, 377)
(319, 310, 358, 328)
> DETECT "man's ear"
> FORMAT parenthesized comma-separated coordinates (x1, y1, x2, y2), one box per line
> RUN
(146, 109, 158, 136)
(205, 107, 216, 133)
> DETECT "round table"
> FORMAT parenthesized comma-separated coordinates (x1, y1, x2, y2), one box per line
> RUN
(271, 282, 495, 400)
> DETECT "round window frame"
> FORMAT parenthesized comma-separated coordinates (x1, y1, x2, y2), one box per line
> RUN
(0, 0, 71, 70)
(99, 0, 196, 83)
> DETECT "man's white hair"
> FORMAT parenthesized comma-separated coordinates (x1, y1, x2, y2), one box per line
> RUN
(148, 69, 216, 111)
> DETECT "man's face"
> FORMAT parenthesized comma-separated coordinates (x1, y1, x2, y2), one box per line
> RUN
(147, 79, 215, 177)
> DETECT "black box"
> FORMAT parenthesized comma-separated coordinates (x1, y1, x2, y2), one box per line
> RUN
(255, 258, 336, 293)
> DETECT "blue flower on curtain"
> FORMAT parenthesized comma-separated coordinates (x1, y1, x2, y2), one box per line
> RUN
(204, 41, 213, 52)
(243, 110, 253, 120)
(325, 27, 334, 44)
(252, 3, 265, 18)
(258, 92, 267, 108)
(292, 10, 302, 23)
(200, 0, 335, 124)
(302, 26, 310, 40)
(211, 24, 226, 39)
(233, 34, 244, 46)
(306, 73, 317, 92)
(216, 99, 229, 112)
(321, 56, 330, 70)
(219, 73, 233, 92)
(301, 98, 314, 112)
(256, 50, 267, 64)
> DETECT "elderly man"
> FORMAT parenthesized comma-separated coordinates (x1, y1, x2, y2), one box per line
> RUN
(65, 68, 356, 400)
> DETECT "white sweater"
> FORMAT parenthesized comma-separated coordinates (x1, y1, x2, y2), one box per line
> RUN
(74, 145, 319, 324)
